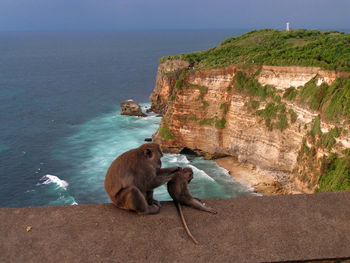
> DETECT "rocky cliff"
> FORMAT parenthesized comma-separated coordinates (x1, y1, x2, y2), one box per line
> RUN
(150, 60, 350, 193)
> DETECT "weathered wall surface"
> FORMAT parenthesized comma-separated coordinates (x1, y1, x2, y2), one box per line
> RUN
(3, 193, 350, 262)
(150, 61, 350, 191)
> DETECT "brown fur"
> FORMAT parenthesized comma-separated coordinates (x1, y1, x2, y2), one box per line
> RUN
(167, 167, 217, 244)
(104, 143, 180, 215)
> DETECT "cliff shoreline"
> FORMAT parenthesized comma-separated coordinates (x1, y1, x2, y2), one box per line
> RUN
(149, 59, 350, 195)
(214, 156, 302, 195)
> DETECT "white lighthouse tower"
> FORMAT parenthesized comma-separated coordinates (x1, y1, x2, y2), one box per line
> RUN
(286, 22, 290, 31)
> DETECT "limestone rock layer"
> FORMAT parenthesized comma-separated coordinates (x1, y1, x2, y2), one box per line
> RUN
(150, 61, 350, 191)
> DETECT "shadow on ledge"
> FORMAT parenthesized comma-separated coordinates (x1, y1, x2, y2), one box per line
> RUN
(1, 191, 350, 263)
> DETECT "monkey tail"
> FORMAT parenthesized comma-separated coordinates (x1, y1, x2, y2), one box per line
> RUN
(176, 202, 199, 245)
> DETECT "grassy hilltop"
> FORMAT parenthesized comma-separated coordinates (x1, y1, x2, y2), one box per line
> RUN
(160, 29, 350, 72)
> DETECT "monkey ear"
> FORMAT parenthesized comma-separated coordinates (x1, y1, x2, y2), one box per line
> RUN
(188, 174, 193, 183)
(144, 148, 153, 158)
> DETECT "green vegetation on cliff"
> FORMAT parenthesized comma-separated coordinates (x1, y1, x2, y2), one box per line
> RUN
(159, 124, 174, 140)
(286, 76, 350, 121)
(232, 68, 350, 192)
(233, 68, 350, 126)
(233, 70, 293, 131)
(317, 153, 350, 192)
(295, 115, 350, 192)
(160, 29, 350, 72)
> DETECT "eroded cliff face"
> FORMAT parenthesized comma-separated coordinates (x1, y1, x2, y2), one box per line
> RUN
(150, 61, 350, 192)
(257, 65, 349, 89)
(149, 59, 190, 114)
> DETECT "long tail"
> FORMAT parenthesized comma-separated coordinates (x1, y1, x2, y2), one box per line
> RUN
(176, 202, 199, 245)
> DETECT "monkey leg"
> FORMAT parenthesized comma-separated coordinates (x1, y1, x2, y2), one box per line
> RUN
(115, 186, 160, 215)
(184, 198, 217, 214)
(194, 197, 203, 202)
(146, 190, 161, 207)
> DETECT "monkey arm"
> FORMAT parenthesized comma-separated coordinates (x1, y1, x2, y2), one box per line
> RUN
(149, 173, 176, 189)
(145, 167, 180, 189)
(156, 166, 180, 176)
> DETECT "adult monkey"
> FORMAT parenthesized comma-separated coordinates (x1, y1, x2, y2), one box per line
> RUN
(105, 143, 180, 215)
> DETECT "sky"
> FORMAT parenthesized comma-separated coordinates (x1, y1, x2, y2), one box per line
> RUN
(0, 0, 349, 31)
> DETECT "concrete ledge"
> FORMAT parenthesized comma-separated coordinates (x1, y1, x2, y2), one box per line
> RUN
(1, 191, 350, 262)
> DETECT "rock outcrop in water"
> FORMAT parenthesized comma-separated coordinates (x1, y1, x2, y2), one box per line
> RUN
(120, 99, 146, 117)
(149, 59, 350, 193)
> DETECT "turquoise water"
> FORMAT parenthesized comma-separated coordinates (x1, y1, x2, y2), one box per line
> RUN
(0, 30, 254, 208)
(42, 104, 254, 205)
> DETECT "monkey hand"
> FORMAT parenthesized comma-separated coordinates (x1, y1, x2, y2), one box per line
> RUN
(148, 197, 162, 207)
(171, 166, 182, 173)
(148, 204, 161, 214)
(152, 200, 162, 207)
(202, 203, 217, 214)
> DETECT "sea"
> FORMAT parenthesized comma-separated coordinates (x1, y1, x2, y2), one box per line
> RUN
(0, 30, 256, 208)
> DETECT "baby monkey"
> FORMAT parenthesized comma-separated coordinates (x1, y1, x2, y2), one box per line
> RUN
(167, 167, 217, 244)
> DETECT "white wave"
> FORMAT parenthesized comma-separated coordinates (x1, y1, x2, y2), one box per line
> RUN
(215, 165, 231, 177)
(188, 165, 215, 182)
(140, 115, 160, 120)
(166, 154, 190, 164)
(40, 174, 69, 190)
(140, 111, 161, 119)
(71, 201, 78, 205)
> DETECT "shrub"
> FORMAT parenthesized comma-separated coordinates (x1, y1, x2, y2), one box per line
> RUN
(199, 118, 215, 126)
(275, 114, 289, 131)
(256, 102, 279, 119)
(200, 101, 210, 109)
(250, 100, 260, 109)
(180, 114, 188, 123)
(295, 76, 350, 121)
(324, 77, 350, 120)
(283, 87, 298, 100)
(288, 109, 298, 123)
(311, 115, 322, 137)
(188, 83, 208, 101)
(319, 127, 341, 151)
(220, 102, 230, 113)
(317, 155, 350, 192)
(188, 116, 199, 121)
(159, 125, 174, 140)
(170, 94, 177, 101)
(215, 118, 226, 129)
(174, 69, 187, 90)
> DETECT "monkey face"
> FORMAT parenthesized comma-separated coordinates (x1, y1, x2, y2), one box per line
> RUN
(143, 143, 163, 169)
(182, 167, 194, 183)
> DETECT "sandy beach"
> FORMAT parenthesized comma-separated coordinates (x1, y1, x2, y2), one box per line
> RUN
(214, 156, 300, 195)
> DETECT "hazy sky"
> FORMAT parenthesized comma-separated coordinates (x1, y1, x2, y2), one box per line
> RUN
(0, 0, 349, 31)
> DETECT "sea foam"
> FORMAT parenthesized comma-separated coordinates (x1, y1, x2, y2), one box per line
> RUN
(40, 174, 69, 190)
(164, 154, 190, 164)
(188, 164, 215, 182)
(52, 103, 254, 205)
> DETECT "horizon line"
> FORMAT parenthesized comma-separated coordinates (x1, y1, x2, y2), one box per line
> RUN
(0, 27, 349, 33)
